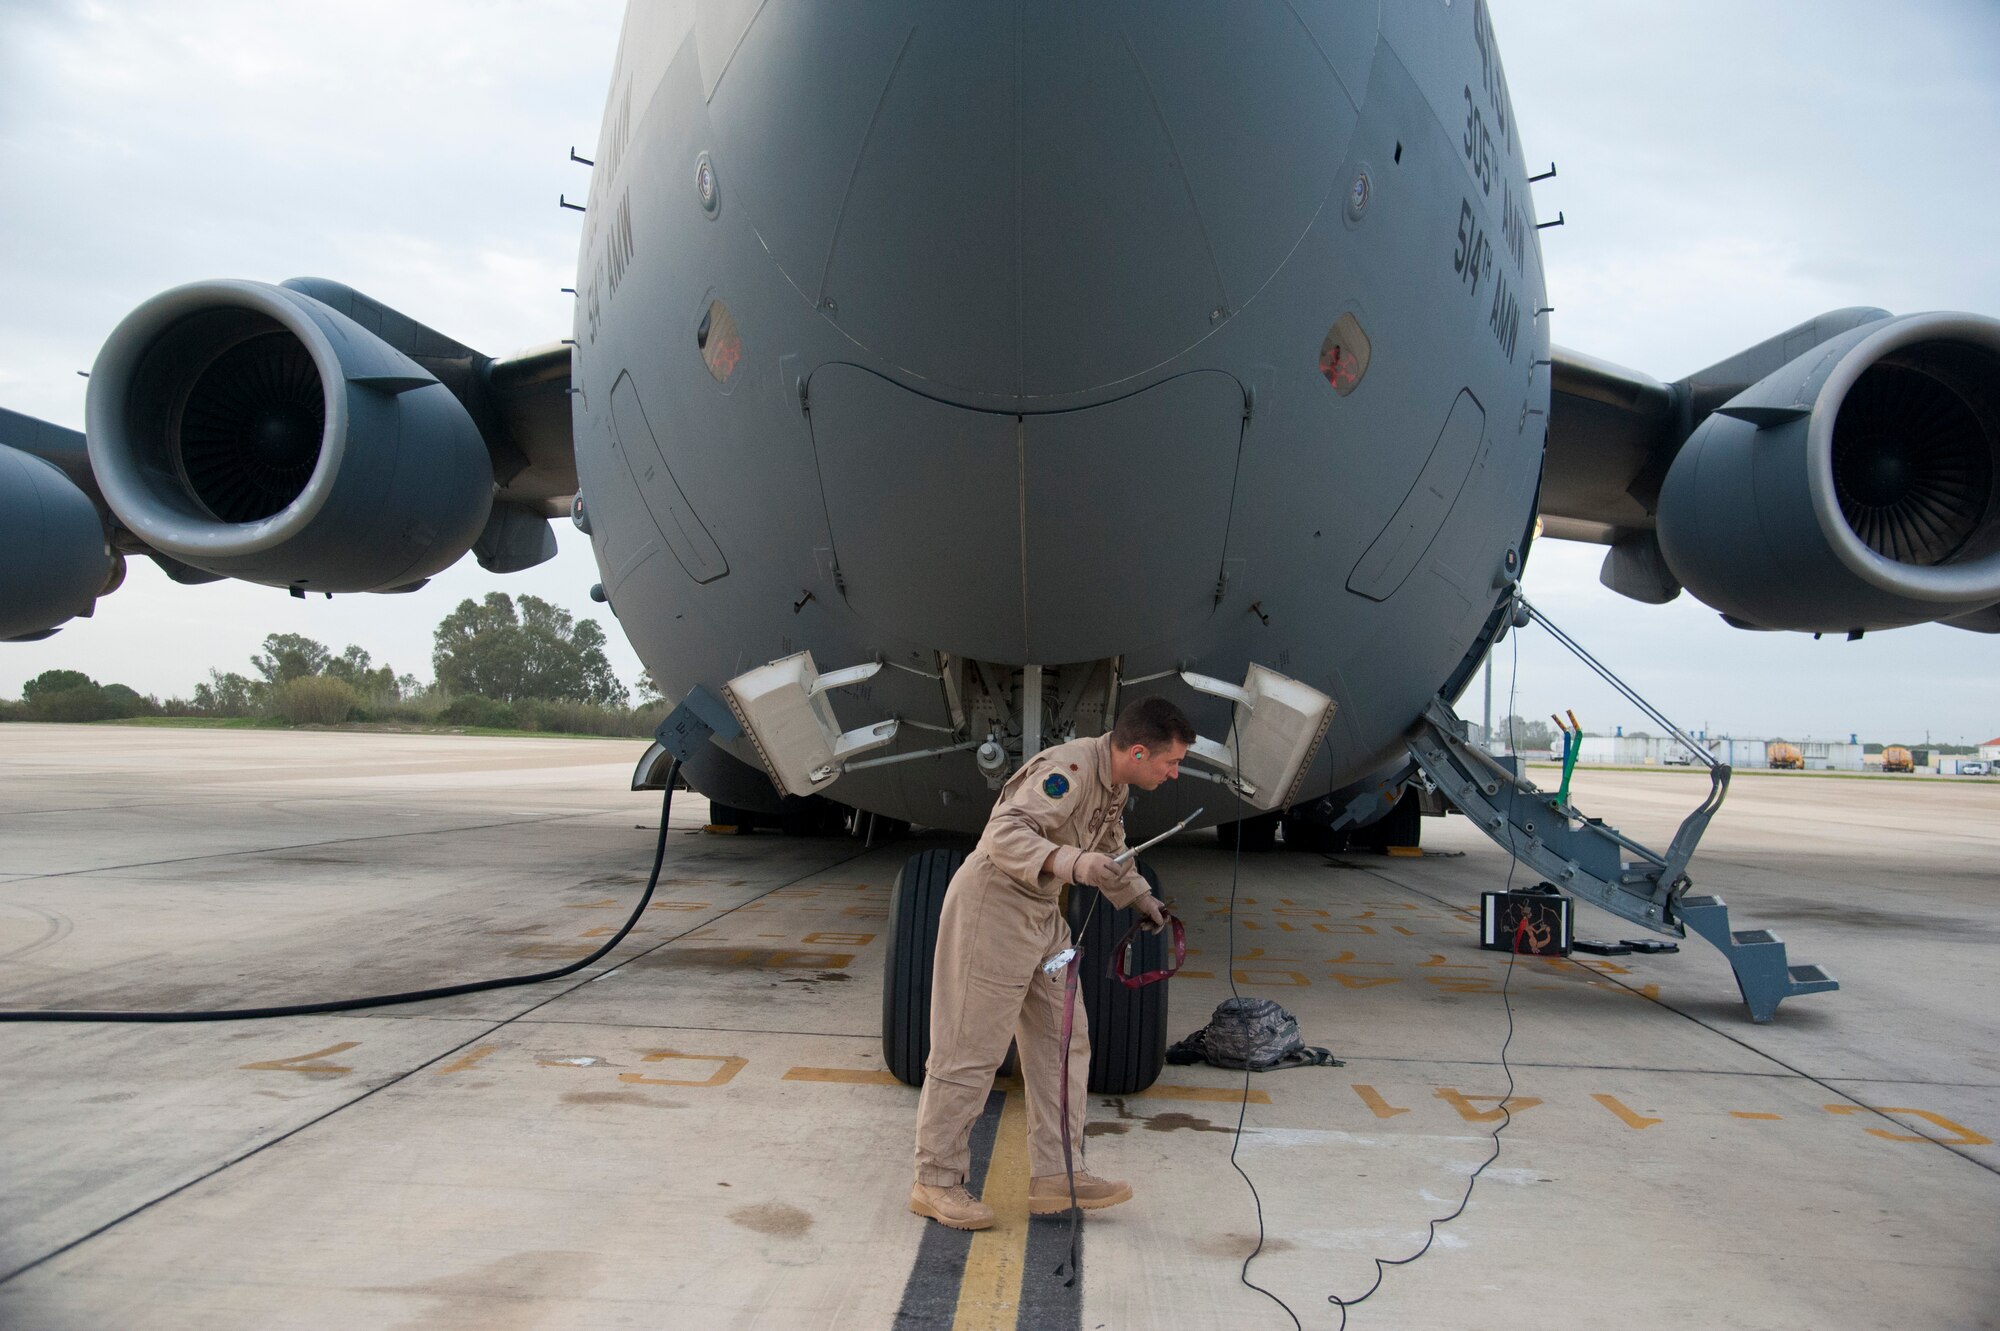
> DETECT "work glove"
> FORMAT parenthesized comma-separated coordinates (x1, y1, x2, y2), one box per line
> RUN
(1132, 893, 1168, 934)
(1069, 850, 1126, 890)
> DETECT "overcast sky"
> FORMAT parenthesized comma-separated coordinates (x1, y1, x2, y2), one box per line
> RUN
(1, 1, 1995, 744)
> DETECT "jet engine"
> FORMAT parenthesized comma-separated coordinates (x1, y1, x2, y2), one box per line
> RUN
(0, 444, 119, 639)
(1656, 313, 2000, 632)
(85, 280, 494, 593)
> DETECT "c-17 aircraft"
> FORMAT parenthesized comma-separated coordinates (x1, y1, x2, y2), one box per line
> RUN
(3, 2, 1996, 1090)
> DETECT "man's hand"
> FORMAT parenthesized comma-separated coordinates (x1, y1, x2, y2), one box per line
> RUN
(1071, 851, 1125, 890)
(1133, 893, 1168, 934)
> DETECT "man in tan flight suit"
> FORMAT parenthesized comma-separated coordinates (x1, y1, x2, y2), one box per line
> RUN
(910, 696, 1193, 1230)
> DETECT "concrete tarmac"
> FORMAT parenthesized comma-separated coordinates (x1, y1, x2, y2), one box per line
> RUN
(1, 724, 1995, 1329)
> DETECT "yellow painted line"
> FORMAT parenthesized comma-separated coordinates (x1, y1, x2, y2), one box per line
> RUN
(953, 1089, 1030, 1331)
(435, 1045, 499, 1076)
(1731, 1112, 1783, 1121)
(1353, 1084, 1409, 1118)
(1592, 1093, 1663, 1130)
(1135, 1083, 1271, 1105)
(783, 1066, 901, 1085)
(1386, 846, 1424, 858)
(240, 1042, 359, 1075)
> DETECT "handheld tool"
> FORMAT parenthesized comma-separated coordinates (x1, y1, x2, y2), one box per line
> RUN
(1111, 805, 1203, 865)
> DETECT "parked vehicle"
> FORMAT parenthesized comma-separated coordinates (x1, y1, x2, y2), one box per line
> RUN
(1884, 746, 1914, 773)
(1962, 761, 1990, 776)
(1768, 742, 1804, 770)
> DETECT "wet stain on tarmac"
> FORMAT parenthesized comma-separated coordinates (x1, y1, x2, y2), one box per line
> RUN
(84, 1092, 138, 1104)
(1093, 1097, 1234, 1134)
(365, 1250, 604, 1331)
(1195, 1233, 1296, 1259)
(561, 1090, 686, 1109)
(1139, 1111, 1233, 1134)
(638, 946, 754, 969)
(728, 1201, 814, 1238)
(1759, 896, 1995, 937)
(578, 872, 646, 889)
(782, 971, 853, 984)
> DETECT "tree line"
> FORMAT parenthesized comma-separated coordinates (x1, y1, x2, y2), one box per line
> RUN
(2, 593, 665, 738)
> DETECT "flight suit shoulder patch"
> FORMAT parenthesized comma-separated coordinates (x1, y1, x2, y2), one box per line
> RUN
(1042, 772, 1071, 800)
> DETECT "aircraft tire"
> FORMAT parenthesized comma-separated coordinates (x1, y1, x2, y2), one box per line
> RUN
(1280, 814, 1349, 854)
(707, 801, 755, 832)
(1067, 864, 1170, 1095)
(882, 847, 965, 1087)
(1215, 811, 1280, 852)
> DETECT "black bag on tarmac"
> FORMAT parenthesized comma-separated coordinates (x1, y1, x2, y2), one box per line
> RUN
(1166, 996, 1340, 1071)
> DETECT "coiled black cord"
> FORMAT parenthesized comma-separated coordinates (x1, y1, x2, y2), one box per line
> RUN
(0, 760, 680, 1024)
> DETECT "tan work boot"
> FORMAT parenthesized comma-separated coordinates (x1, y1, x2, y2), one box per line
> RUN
(1028, 1171, 1133, 1215)
(909, 1181, 995, 1230)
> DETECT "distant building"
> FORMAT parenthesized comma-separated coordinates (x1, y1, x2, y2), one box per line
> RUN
(1571, 734, 1862, 770)
(1981, 737, 2000, 763)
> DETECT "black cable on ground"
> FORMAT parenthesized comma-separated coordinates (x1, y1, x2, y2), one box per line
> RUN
(0, 761, 682, 1024)
(1326, 944, 1520, 1329)
(1321, 616, 1527, 1328)
(1222, 715, 1304, 1331)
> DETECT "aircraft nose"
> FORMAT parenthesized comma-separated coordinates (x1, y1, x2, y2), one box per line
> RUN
(698, 2, 1369, 400)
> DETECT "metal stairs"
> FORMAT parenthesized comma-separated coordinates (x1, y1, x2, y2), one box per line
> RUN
(1403, 593, 1837, 1024)
(1676, 895, 1839, 1022)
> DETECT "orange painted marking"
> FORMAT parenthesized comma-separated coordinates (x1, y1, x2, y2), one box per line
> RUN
(783, 1067, 900, 1085)
(1331, 974, 1402, 988)
(1823, 1104, 1991, 1146)
(1352, 1085, 1410, 1119)
(241, 1042, 358, 1076)
(622, 1051, 748, 1087)
(802, 931, 876, 947)
(1731, 1112, 1783, 1121)
(1435, 1086, 1539, 1122)
(1135, 1084, 1271, 1105)
(510, 943, 596, 960)
(1233, 968, 1311, 987)
(1593, 1093, 1662, 1129)
(435, 1045, 499, 1076)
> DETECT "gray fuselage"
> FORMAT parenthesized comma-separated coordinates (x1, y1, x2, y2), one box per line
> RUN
(570, 1, 1549, 836)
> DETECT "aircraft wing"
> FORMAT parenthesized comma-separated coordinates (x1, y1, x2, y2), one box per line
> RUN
(0, 277, 576, 639)
(284, 278, 577, 520)
(1537, 306, 2000, 632)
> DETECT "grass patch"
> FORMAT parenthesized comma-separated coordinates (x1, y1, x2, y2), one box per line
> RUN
(94, 715, 292, 730)
(80, 716, 636, 742)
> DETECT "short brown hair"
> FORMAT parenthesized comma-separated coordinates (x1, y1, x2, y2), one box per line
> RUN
(1111, 696, 1196, 750)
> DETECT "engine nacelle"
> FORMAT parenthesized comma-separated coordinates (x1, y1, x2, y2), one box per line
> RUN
(85, 280, 494, 593)
(0, 443, 118, 639)
(1656, 312, 2000, 632)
